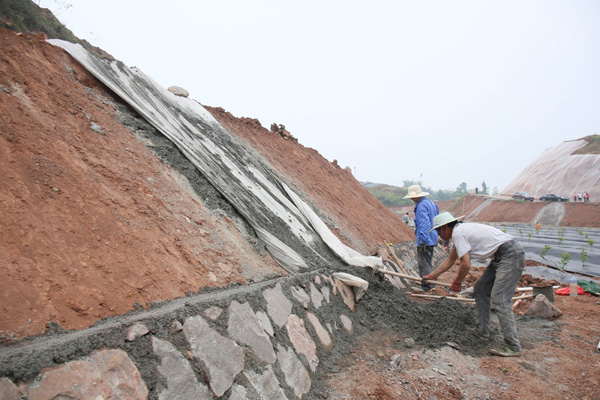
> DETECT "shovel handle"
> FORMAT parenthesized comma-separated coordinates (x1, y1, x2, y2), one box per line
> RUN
(376, 268, 453, 288)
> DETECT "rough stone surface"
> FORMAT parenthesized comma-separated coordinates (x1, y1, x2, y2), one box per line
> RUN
(525, 294, 563, 320)
(263, 283, 292, 328)
(306, 311, 333, 351)
(152, 336, 212, 400)
(256, 310, 274, 337)
(169, 319, 183, 333)
(184, 315, 245, 396)
(167, 85, 190, 97)
(126, 322, 150, 341)
(285, 314, 319, 372)
(321, 286, 331, 303)
(340, 314, 353, 334)
(310, 282, 324, 309)
(314, 275, 322, 286)
(326, 322, 333, 334)
(19, 349, 148, 400)
(228, 384, 247, 400)
(0, 378, 20, 400)
(276, 343, 311, 398)
(335, 279, 356, 312)
(244, 365, 288, 400)
(203, 306, 223, 321)
(290, 286, 311, 308)
(227, 301, 276, 364)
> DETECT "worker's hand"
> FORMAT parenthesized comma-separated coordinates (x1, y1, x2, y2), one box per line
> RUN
(450, 280, 462, 292)
(422, 274, 435, 283)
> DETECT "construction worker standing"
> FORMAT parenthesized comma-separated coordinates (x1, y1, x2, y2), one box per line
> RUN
(404, 185, 439, 291)
(423, 212, 524, 357)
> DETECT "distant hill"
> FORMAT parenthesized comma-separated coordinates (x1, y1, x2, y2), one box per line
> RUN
(361, 181, 468, 207)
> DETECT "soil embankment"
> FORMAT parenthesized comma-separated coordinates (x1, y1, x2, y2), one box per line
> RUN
(397, 195, 600, 228)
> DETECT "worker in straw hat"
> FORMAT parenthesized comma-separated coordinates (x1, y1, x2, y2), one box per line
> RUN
(403, 184, 439, 291)
(422, 212, 525, 357)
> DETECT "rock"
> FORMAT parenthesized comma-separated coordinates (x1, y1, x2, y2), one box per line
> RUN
(310, 282, 324, 309)
(227, 300, 276, 364)
(152, 336, 212, 400)
(19, 349, 148, 399)
(256, 310, 274, 337)
(244, 365, 288, 399)
(276, 343, 311, 398)
(169, 319, 183, 333)
(228, 385, 247, 400)
(285, 314, 318, 372)
(263, 283, 292, 328)
(183, 315, 244, 396)
(203, 306, 223, 321)
(525, 294, 563, 320)
(390, 354, 402, 366)
(0, 378, 20, 400)
(167, 86, 189, 97)
(321, 286, 331, 303)
(335, 280, 355, 312)
(404, 337, 415, 348)
(290, 286, 311, 308)
(306, 311, 333, 350)
(126, 322, 149, 341)
(340, 315, 353, 334)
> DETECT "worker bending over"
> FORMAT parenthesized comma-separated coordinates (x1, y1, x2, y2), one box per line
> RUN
(423, 212, 524, 357)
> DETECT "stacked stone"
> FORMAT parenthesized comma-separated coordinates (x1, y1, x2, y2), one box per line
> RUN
(0, 273, 357, 399)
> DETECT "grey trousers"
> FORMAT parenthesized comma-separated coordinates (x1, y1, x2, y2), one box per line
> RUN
(417, 245, 435, 288)
(473, 240, 525, 351)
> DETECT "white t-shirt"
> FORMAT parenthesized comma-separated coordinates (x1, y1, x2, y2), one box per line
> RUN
(452, 223, 514, 260)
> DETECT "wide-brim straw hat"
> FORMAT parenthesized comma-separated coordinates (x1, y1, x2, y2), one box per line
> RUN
(427, 212, 465, 232)
(403, 184, 429, 199)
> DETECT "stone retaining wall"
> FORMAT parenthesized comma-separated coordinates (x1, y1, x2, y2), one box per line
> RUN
(0, 270, 359, 399)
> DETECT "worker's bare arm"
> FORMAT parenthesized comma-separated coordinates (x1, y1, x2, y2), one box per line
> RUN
(455, 252, 472, 283)
(426, 248, 458, 279)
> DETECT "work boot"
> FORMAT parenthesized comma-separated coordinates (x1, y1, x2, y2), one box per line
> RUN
(489, 345, 520, 357)
(466, 326, 489, 342)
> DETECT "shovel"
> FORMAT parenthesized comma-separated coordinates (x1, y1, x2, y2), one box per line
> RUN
(373, 268, 453, 288)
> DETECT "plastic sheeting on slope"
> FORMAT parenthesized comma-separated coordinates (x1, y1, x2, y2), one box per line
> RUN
(502, 139, 600, 200)
(49, 40, 382, 272)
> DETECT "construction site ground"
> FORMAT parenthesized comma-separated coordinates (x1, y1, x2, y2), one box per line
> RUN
(1, 28, 599, 399)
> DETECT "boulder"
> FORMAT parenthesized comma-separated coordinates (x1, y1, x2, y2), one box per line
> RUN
(524, 294, 562, 320)
(167, 86, 189, 97)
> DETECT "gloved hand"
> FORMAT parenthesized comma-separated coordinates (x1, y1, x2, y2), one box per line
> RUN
(422, 274, 434, 282)
(450, 280, 462, 292)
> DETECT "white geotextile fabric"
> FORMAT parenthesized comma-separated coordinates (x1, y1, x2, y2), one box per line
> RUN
(503, 140, 600, 200)
(49, 40, 381, 272)
(283, 184, 382, 268)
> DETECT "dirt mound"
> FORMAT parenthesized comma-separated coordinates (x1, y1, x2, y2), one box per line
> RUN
(0, 29, 283, 339)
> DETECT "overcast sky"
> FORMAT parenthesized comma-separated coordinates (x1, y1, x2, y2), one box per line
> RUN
(43, 0, 600, 192)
